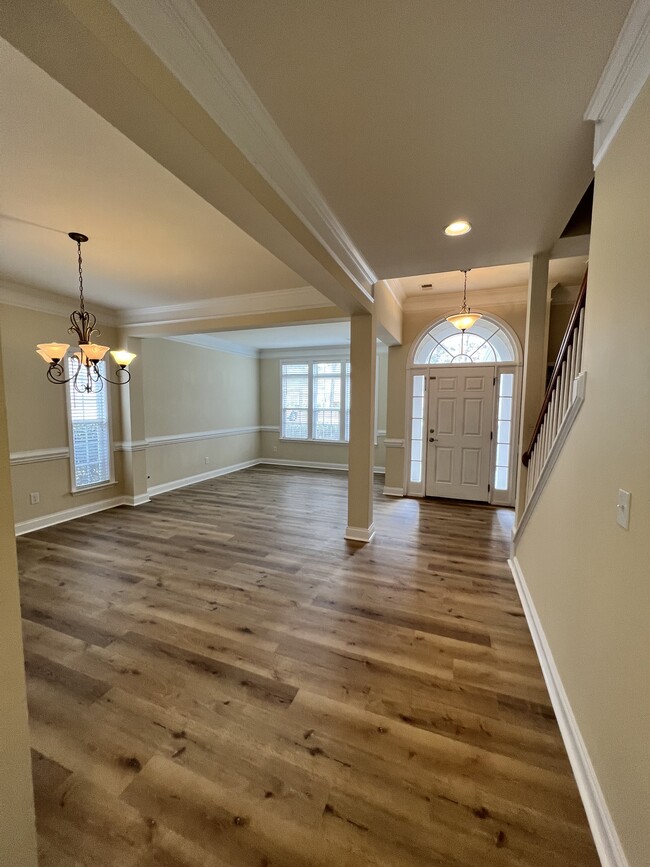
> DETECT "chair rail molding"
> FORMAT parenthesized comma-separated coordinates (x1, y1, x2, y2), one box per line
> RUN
(9, 446, 70, 465)
(110, 0, 376, 298)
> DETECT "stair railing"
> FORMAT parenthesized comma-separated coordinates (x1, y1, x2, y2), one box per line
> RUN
(522, 270, 588, 509)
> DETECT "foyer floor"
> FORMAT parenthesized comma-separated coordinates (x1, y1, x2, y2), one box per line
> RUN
(17, 466, 599, 866)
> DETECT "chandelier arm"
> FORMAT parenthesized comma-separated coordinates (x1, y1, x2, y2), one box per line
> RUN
(46, 363, 74, 385)
(96, 365, 132, 386)
(68, 310, 99, 344)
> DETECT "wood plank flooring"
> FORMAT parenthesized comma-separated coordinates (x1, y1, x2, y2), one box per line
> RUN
(17, 466, 599, 866)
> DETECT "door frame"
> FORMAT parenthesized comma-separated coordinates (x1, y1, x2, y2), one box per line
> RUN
(405, 362, 522, 506)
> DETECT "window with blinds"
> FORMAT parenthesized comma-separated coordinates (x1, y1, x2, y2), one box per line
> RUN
(281, 359, 350, 442)
(67, 359, 112, 489)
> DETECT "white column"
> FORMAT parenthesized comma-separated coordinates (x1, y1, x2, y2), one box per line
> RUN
(117, 334, 149, 506)
(516, 252, 550, 519)
(346, 313, 377, 542)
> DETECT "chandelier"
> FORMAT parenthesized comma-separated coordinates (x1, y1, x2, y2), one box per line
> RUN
(36, 232, 136, 393)
(446, 269, 482, 332)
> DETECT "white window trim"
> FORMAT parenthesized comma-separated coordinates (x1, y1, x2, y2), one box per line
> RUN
(280, 356, 350, 444)
(65, 361, 116, 494)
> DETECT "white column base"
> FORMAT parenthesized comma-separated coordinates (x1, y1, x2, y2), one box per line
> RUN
(344, 523, 376, 543)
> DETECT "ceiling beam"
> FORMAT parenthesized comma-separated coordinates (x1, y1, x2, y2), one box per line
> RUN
(0, 0, 372, 316)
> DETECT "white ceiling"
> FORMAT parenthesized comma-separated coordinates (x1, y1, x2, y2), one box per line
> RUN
(0, 2, 630, 326)
(198, 0, 630, 278)
(0, 38, 310, 310)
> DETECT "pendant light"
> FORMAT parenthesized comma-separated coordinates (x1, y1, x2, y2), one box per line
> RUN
(36, 232, 136, 393)
(446, 269, 482, 332)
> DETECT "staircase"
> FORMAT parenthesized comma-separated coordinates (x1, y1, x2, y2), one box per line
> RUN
(518, 270, 588, 528)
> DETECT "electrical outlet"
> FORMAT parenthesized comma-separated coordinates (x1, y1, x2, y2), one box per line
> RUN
(29, 492, 40, 505)
(273, 446, 278, 453)
(204, 456, 209, 464)
(616, 489, 631, 530)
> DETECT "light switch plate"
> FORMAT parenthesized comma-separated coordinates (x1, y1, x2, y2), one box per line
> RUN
(616, 489, 631, 530)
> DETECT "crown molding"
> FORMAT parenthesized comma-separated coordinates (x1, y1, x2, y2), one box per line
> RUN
(260, 340, 388, 360)
(585, 0, 650, 168)
(110, 0, 376, 299)
(117, 285, 335, 327)
(165, 334, 259, 358)
(0, 277, 118, 325)
(260, 344, 352, 360)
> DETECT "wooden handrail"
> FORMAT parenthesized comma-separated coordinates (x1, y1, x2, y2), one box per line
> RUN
(522, 268, 588, 467)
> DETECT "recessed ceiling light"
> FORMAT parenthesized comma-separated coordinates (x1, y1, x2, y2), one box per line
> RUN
(444, 220, 472, 236)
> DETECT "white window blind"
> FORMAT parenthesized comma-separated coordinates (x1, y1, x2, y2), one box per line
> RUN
(313, 362, 341, 441)
(67, 359, 112, 489)
(281, 359, 350, 442)
(281, 363, 309, 439)
(345, 362, 351, 442)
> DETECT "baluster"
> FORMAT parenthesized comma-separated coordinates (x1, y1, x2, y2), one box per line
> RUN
(530, 445, 538, 493)
(569, 334, 579, 400)
(575, 307, 585, 375)
(564, 343, 574, 414)
(541, 407, 550, 465)
(548, 380, 558, 444)
(560, 359, 570, 422)
(551, 374, 561, 442)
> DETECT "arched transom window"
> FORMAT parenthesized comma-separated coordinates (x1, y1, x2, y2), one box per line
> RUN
(413, 317, 517, 365)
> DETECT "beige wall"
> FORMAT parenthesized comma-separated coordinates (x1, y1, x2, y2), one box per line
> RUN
(141, 338, 260, 488)
(384, 298, 527, 491)
(259, 349, 388, 470)
(515, 80, 650, 866)
(0, 303, 125, 526)
(0, 331, 38, 867)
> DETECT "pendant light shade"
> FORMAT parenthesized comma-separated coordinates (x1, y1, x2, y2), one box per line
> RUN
(446, 270, 482, 332)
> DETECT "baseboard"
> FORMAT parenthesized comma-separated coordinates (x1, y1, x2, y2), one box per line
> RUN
(508, 556, 628, 867)
(122, 493, 151, 507)
(260, 458, 385, 475)
(14, 460, 387, 533)
(147, 459, 259, 497)
(260, 458, 347, 471)
(15, 495, 128, 536)
(383, 486, 404, 497)
(344, 523, 376, 543)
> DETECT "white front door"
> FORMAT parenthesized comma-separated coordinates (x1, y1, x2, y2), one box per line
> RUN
(425, 366, 495, 501)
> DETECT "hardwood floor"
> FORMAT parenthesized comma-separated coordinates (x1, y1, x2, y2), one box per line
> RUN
(17, 466, 599, 866)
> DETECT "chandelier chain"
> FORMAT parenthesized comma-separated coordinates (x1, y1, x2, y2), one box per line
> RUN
(77, 240, 85, 312)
